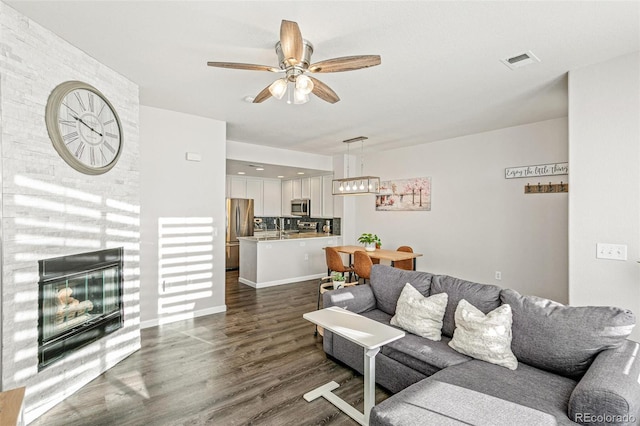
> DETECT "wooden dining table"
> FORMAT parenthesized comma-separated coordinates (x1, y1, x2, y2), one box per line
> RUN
(329, 245, 423, 271)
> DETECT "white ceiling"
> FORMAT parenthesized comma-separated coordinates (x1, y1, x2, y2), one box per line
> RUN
(7, 1, 640, 157)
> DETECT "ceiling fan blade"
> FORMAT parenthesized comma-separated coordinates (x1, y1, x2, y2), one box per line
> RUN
(308, 76, 340, 104)
(253, 85, 273, 103)
(207, 62, 280, 72)
(309, 55, 381, 73)
(280, 20, 304, 66)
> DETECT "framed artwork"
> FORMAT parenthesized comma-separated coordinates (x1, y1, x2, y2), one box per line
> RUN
(376, 177, 431, 211)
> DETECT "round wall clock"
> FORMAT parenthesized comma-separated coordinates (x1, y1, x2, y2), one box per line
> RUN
(45, 81, 123, 175)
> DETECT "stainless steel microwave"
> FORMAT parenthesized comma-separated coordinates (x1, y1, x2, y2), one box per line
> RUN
(291, 199, 310, 216)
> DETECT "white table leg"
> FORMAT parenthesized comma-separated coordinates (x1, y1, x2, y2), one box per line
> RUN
(364, 347, 380, 424)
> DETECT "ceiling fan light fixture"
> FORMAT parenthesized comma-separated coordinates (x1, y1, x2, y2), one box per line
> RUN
(295, 74, 314, 95)
(268, 78, 288, 99)
(293, 88, 310, 104)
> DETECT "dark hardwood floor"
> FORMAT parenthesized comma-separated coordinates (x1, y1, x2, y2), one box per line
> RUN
(32, 271, 391, 425)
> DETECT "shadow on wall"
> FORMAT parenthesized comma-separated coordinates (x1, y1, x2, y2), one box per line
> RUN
(158, 217, 215, 325)
(9, 174, 141, 421)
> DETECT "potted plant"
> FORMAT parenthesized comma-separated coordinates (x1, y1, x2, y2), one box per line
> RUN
(331, 272, 346, 289)
(358, 233, 382, 252)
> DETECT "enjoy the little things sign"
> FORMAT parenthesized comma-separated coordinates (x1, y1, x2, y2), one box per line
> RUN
(505, 162, 568, 179)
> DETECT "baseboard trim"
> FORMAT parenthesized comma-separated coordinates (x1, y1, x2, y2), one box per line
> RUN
(140, 305, 227, 329)
(239, 273, 325, 288)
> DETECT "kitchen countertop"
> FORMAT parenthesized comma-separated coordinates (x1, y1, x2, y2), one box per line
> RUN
(239, 233, 339, 242)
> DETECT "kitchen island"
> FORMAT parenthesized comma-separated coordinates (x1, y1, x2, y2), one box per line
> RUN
(238, 233, 342, 288)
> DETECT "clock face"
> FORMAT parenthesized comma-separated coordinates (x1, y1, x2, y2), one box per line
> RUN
(46, 81, 123, 175)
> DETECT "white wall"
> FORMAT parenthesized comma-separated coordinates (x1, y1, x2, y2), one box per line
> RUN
(140, 106, 227, 328)
(353, 118, 569, 303)
(227, 140, 333, 171)
(0, 3, 140, 421)
(568, 52, 640, 341)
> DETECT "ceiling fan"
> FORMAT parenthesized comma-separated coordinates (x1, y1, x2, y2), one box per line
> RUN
(207, 20, 381, 104)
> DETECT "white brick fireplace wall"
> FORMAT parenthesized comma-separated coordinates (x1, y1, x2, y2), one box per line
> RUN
(0, 3, 141, 422)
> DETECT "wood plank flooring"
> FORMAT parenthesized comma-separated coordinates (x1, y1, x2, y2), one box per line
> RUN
(31, 271, 391, 425)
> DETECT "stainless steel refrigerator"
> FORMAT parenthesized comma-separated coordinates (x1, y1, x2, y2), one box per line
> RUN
(226, 198, 254, 270)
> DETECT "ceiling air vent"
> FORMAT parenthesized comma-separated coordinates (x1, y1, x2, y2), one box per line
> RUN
(500, 50, 540, 70)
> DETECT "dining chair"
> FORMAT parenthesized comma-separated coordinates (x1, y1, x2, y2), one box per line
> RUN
(353, 250, 374, 284)
(325, 247, 354, 282)
(394, 245, 414, 270)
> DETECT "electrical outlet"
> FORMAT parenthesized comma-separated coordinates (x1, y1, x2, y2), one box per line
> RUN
(596, 243, 627, 261)
(304, 254, 309, 260)
(495, 271, 502, 280)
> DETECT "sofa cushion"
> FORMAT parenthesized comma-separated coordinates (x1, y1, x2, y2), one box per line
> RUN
(501, 288, 636, 379)
(448, 300, 518, 370)
(427, 359, 578, 425)
(431, 275, 502, 337)
(370, 265, 433, 316)
(370, 380, 557, 426)
(390, 284, 448, 340)
(382, 334, 472, 377)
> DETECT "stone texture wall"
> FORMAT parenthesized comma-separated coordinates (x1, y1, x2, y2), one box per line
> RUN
(0, 3, 141, 421)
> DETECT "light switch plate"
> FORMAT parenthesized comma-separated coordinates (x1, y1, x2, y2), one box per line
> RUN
(596, 243, 627, 261)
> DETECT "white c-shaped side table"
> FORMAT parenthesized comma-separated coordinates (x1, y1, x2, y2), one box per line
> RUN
(303, 307, 405, 425)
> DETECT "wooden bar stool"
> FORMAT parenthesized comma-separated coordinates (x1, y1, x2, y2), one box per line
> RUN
(394, 246, 414, 270)
(353, 250, 374, 284)
(325, 246, 354, 282)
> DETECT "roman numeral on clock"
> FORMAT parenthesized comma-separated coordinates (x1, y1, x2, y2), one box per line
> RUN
(103, 141, 116, 154)
(63, 131, 79, 144)
(58, 119, 76, 127)
(75, 142, 85, 158)
(90, 147, 96, 166)
(88, 93, 95, 112)
(74, 92, 87, 111)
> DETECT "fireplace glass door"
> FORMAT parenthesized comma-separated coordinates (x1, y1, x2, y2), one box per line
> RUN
(38, 247, 123, 370)
(41, 266, 120, 341)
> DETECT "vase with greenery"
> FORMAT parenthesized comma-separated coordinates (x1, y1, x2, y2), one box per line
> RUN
(358, 233, 382, 251)
(331, 272, 346, 289)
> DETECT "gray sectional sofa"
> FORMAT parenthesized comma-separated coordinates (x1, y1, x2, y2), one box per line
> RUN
(322, 265, 639, 425)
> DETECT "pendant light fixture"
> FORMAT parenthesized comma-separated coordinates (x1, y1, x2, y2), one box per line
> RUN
(332, 137, 380, 196)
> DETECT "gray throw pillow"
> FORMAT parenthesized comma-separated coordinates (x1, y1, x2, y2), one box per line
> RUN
(369, 265, 433, 316)
(501, 288, 636, 379)
(431, 275, 502, 337)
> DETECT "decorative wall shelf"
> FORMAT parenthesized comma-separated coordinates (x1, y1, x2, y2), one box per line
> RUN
(524, 182, 568, 194)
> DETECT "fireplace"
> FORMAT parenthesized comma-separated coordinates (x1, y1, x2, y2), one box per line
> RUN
(38, 247, 124, 370)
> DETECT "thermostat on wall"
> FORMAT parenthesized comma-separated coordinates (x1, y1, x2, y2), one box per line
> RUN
(186, 152, 202, 162)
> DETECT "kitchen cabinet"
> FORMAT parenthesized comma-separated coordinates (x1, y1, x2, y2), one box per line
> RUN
(263, 179, 281, 216)
(292, 179, 302, 199)
(280, 174, 335, 218)
(227, 176, 282, 217)
(246, 179, 263, 216)
(301, 177, 311, 199)
(281, 179, 293, 216)
(310, 176, 322, 217)
(322, 174, 334, 218)
(229, 177, 247, 198)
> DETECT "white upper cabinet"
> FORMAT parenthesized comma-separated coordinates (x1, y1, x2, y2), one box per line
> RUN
(229, 177, 247, 199)
(292, 178, 302, 200)
(301, 177, 311, 199)
(227, 176, 282, 217)
(281, 179, 293, 216)
(246, 178, 263, 216)
(263, 179, 282, 216)
(322, 174, 334, 218)
(310, 176, 322, 217)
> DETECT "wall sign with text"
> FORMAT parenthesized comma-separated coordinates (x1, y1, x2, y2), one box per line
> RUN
(505, 162, 568, 179)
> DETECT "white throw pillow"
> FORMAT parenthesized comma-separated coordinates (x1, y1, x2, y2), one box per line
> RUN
(390, 283, 448, 341)
(448, 299, 518, 370)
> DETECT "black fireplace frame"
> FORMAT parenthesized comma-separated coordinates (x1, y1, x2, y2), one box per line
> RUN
(38, 247, 124, 370)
